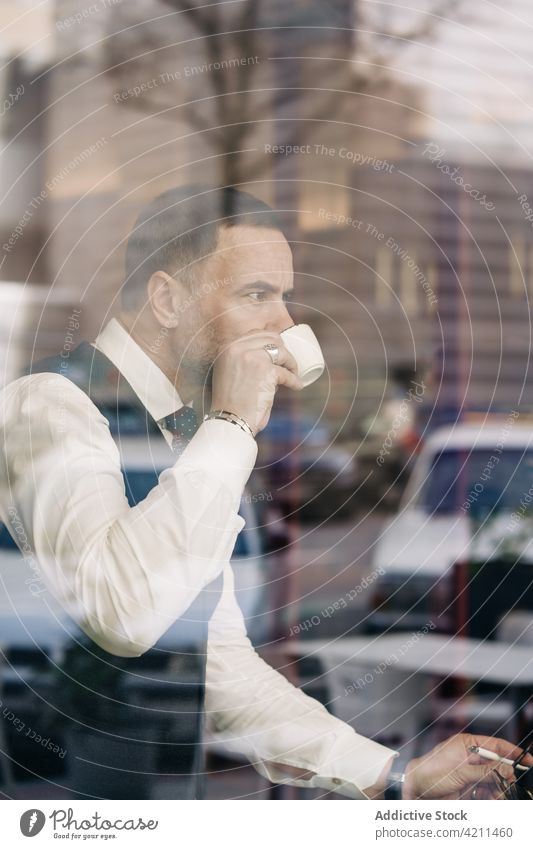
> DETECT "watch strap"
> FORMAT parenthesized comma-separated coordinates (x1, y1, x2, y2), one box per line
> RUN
(384, 753, 410, 800)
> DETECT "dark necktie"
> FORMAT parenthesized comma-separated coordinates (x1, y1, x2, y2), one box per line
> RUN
(162, 405, 199, 455)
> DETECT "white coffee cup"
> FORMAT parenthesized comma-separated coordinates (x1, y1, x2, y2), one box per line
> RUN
(280, 323, 325, 387)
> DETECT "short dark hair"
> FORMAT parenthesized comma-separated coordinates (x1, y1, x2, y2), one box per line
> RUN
(121, 184, 284, 310)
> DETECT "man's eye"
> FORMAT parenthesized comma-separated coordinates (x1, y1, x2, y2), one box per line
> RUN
(248, 292, 267, 302)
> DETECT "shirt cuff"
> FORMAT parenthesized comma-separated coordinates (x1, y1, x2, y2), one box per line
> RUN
(253, 734, 398, 800)
(177, 417, 258, 500)
(319, 728, 398, 793)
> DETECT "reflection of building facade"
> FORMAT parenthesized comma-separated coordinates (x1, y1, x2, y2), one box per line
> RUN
(300, 153, 533, 428)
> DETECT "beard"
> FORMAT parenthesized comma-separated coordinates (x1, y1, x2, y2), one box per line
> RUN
(172, 306, 220, 393)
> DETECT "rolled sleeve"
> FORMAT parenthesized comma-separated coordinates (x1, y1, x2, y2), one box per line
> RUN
(179, 418, 258, 505)
(0, 374, 256, 658)
(206, 564, 397, 798)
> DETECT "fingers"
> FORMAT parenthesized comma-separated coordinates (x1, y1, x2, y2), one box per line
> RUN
(490, 736, 533, 766)
(460, 783, 505, 801)
(457, 783, 496, 801)
(469, 735, 533, 769)
(274, 365, 304, 392)
(462, 762, 515, 787)
(232, 331, 300, 376)
(474, 784, 501, 800)
(266, 344, 299, 376)
(210, 328, 304, 431)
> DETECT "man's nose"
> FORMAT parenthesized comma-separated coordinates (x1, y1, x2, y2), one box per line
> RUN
(265, 301, 294, 334)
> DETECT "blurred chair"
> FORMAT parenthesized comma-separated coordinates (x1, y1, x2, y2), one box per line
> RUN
(496, 611, 533, 645)
(453, 559, 533, 640)
(431, 560, 533, 742)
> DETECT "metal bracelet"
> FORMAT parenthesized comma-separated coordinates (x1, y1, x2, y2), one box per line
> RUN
(384, 770, 406, 800)
(383, 752, 410, 801)
(203, 409, 255, 439)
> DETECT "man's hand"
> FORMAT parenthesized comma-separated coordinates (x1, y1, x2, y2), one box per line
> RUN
(402, 733, 532, 800)
(210, 330, 304, 435)
(365, 733, 533, 800)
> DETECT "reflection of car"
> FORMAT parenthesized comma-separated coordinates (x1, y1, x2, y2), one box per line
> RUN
(257, 412, 357, 518)
(0, 283, 76, 389)
(367, 419, 533, 633)
(0, 434, 265, 790)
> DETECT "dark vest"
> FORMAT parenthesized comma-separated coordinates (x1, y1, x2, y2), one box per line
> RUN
(23, 340, 225, 800)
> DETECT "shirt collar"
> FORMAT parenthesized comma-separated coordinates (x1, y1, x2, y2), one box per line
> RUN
(91, 317, 186, 422)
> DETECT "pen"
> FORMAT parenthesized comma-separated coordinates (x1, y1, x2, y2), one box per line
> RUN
(469, 745, 529, 772)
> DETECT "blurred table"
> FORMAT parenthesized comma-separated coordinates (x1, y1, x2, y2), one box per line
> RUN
(283, 634, 533, 741)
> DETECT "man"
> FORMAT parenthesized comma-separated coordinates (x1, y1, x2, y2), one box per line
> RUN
(0, 185, 523, 800)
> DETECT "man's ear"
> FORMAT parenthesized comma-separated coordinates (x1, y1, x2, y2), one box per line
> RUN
(147, 271, 186, 328)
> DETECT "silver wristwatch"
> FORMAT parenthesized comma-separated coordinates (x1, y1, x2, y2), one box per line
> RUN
(384, 768, 406, 800)
(384, 753, 410, 800)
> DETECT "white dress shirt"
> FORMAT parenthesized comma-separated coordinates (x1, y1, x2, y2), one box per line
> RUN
(0, 317, 397, 798)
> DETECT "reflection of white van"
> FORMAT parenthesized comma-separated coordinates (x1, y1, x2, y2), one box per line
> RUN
(368, 418, 533, 632)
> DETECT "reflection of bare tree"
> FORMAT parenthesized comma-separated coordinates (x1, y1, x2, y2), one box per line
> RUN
(104, 0, 265, 185)
(162, 0, 261, 185)
(104, 0, 465, 185)
(351, 0, 464, 91)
